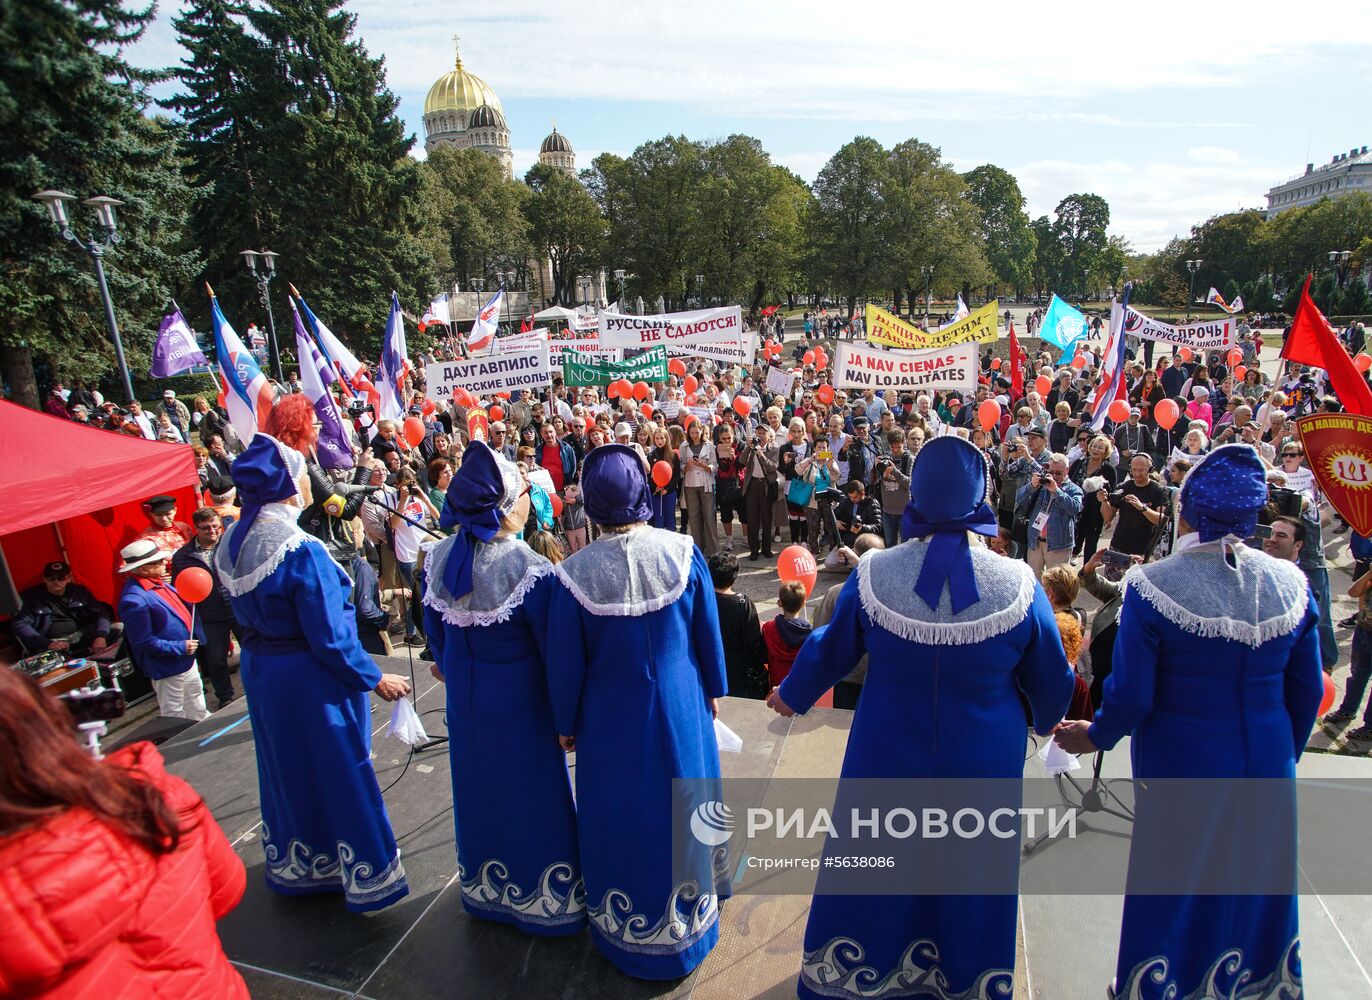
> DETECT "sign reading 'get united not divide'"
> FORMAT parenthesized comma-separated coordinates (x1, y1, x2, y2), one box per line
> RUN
(598, 305, 745, 349)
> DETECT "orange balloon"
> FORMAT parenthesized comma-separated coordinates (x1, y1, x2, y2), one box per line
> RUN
(1154, 398, 1180, 430)
(803, 350, 816, 366)
(815, 384, 835, 405)
(683, 375, 699, 395)
(1178, 346, 1194, 363)
(421, 397, 436, 417)
(685, 392, 697, 405)
(814, 349, 828, 368)
(1320, 673, 1337, 716)
(1227, 348, 1243, 367)
(1071, 355, 1087, 370)
(1233, 364, 1247, 381)
(550, 493, 564, 518)
(453, 387, 476, 408)
(991, 357, 1003, 371)
(489, 405, 505, 421)
(640, 402, 654, 419)
(632, 380, 650, 401)
(977, 399, 1002, 431)
(1356, 353, 1372, 374)
(403, 416, 425, 447)
(1034, 375, 1052, 396)
(174, 566, 213, 603)
(496, 391, 511, 400)
(777, 544, 818, 597)
(668, 357, 687, 376)
(652, 460, 673, 488)
(733, 396, 751, 417)
(1107, 398, 1131, 423)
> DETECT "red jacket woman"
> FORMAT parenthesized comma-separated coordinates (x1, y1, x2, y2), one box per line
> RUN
(0, 669, 247, 999)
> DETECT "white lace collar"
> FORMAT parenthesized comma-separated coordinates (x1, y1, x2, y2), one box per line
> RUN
(215, 503, 313, 597)
(421, 534, 551, 628)
(552, 527, 694, 617)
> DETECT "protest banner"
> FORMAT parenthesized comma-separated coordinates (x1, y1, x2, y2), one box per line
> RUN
(834, 341, 978, 394)
(1296, 412, 1372, 535)
(765, 364, 795, 397)
(664, 331, 758, 366)
(1122, 307, 1235, 350)
(600, 305, 745, 349)
(865, 300, 999, 351)
(424, 345, 552, 399)
(495, 328, 548, 354)
(562, 346, 669, 387)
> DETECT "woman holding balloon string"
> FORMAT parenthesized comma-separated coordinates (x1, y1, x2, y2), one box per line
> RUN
(647, 425, 681, 531)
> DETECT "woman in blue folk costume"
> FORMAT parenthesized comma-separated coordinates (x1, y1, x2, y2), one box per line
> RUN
(215, 434, 412, 912)
(546, 444, 730, 979)
(1056, 444, 1323, 1000)
(421, 440, 584, 934)
(768, 435, 1074, 1000)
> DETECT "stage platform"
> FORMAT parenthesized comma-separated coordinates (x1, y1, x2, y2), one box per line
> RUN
(143, 656, 1372, 999)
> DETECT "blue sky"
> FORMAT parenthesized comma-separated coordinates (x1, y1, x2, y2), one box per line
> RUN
(128, 0, 1372, 252)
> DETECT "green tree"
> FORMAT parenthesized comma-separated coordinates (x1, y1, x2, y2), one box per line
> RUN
(1181, 210, 1269, 296)
(1029, 215, 1057, 302)
(963, 164, 1037, 299)
(1264, 193, 1372, 293)
(1088, 236, 1130, 298)
(0, 0, 199, 406)
(1339, 277, 1371, 317)
(1049, 193, 1111, 297)
(523, 161, 605, 307)
(806, 137, 889, 319)
(421, 147, 530, 296)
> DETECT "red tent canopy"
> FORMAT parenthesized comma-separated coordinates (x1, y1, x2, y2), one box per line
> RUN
(0, 401, 200, 608)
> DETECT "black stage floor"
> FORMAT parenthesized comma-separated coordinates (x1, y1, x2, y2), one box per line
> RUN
(144, 655, 1372, 1000)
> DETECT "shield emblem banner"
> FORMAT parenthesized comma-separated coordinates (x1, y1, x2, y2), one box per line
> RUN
(1295, 413, 1372, 536)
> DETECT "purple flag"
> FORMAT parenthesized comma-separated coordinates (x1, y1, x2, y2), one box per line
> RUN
(291, 300, 354, 470)
(151, 308, 208, 377)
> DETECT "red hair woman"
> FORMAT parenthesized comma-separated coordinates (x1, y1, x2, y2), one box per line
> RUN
(0, 669, 247, 997)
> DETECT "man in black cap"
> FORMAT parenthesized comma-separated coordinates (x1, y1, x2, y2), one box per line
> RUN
(13, 561, 114, 656)
(171, 508, 240, 709)
(138, 494, 193, 555)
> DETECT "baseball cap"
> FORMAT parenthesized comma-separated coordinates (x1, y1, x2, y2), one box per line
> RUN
(1026, 426, 1047, 438)
(43, 561, 71, 579)
(163, 389, 176, 398)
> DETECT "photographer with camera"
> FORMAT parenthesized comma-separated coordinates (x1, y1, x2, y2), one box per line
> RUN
(1100, 454, 1169, 558)
(874, 431, 913, 547)
(0, 670, 248, 997)
(390, 468, 441, 646)
(1014, 454, 1083, 575)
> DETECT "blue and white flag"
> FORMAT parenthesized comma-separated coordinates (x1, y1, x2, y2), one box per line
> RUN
(1087, 285, 1133, 432)
(291, 299, 354, 470)
(209, 293, 273, 443)
(466, 286, 504, 353)
(377, 291, 409, 421)
(151, 307, 207, 378)
(1039, 294, 1088, 356)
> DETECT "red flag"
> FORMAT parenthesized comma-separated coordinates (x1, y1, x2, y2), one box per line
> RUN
(1281, 275, 1372, 417)
(1007, 321, 1023, 400)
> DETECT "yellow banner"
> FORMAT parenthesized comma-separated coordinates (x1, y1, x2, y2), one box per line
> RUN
(865, 300, 1000, 351)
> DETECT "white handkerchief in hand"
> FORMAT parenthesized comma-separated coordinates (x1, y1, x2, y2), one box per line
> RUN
(1038, 737, 1082, 776)
(386, 697, 429, 746)
(714, 717, 743, 753)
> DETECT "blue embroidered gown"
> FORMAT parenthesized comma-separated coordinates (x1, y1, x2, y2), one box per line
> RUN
(1088, 542, 1323, 999)
(777, 543, 1074, 1000)
(547, 529, 730, 979)
(421, 534, 585, 935)
(218, 515, 408, 912)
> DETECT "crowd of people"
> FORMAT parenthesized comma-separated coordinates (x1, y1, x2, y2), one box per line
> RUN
(7, 304, 1372, 998)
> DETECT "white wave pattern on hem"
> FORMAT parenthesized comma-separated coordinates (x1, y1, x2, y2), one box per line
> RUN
(1113, 937, 1302, 1000)
(262, 823, 408, 907)
(800, 937, 1012, 999)
(459, 858, 586, 927)
(588, 880, 719, 955)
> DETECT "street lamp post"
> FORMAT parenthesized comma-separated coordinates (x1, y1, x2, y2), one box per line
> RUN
(240, 249, 284, 382)
(577, 274, 591, 307)
(921, 265, 935, 328)
(613, 268, 626, 309)
(497, 270, 516, 328)
(1184, 259, 1203, 323)
(32, 190, 135, 402)
(1329, 249, 1353, 288)
(695, 274, 704, 308)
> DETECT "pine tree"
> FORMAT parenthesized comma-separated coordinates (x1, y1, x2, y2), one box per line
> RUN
(0, 0, 198, 406)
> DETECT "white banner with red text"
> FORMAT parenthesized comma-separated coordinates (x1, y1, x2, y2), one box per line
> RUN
(599, 305, 745, 349)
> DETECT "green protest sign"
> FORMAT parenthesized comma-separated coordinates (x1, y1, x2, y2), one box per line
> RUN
(562, 345, 668, 387)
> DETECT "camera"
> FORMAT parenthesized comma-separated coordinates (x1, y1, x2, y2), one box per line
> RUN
(347, 399, 375, 416)
(61, 683, 126, 727)
(1267, 485, 1302, 517)
(1251, 523, 1274, 540)
(1107, 490, 1128, 506)
(1098, 549, 1131, 568)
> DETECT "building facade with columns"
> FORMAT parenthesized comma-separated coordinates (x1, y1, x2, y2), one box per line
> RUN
(1266, 145, 1372, 218)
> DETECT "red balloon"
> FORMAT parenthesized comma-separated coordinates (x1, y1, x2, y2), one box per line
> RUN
(1356, 353, 1372, 374)
(1108, 398, 1131, 423)
(640, 402, 654, 419)
(1233, 364, 1247, 381)
(1071, 355, 1087, 370)
(1034, 375, 1052, 396)
(733, 396, 751, 417)
(550, 494, 564, 518)
(1227, 348, 1243, 367)
(403, 416, 425, 447)
(632, 380, 650, 401)
(990, 357, 1003, 371)
(813, 349, 828, 368)
(683, 375, 699, 395)
(815, 384, 835, 405)
(421, 397, 436, 417)
(489, 405, 505, 421)
(607, 380, 623, 399)
(777, 544, 818, 597)
(1154, 398, 1180, 430)
(173, 566, 213, 603)
(652, 460, 673, 488)
(803, 350, 816, 366)
(1319, 673, 1337, 717)
(496, 391, 511, 400)
(1178, 346, 1194, 363)
(977, 399, 1002, 431)
(668, 357, 687, 376)
(685, 392, 698, 405)
(453, 387, 476, 408)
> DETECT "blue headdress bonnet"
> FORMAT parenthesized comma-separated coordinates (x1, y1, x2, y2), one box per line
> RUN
(1178, 443, 1268, 543)
(900, 436, 998, 613)
(581, 444, 653, 526)
(441, 440, 523, 598)
(227, 433, 306, 561)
